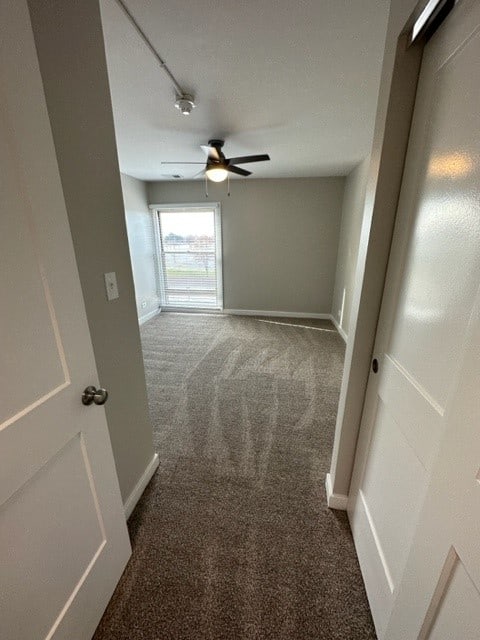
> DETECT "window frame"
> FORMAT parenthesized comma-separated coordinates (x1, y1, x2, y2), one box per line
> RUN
(150, 202, 223, 311)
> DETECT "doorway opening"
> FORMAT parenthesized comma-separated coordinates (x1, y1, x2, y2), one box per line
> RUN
(153, 204, 223, 311)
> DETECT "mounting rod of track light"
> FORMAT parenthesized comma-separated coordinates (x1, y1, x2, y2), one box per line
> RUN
(114, 0, 196, 114)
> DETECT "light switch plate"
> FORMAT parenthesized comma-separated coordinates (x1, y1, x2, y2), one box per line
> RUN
(104, 272, 119, 301)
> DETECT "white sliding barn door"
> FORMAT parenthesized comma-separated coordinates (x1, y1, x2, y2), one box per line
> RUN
(0, 1, 131, 639)
(348, 0, 480, 637)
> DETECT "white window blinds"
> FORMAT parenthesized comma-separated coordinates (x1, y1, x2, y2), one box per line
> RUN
(156, 205, 223, 310)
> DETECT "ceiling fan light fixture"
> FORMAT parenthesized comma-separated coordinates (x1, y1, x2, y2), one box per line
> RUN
(174, 94, 196, 115)
(205, 166, 229, 182)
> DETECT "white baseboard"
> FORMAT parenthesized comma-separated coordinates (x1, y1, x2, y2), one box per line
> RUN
(329, 315, 348, 343)
(224, 308, 332, 320)
(139, 308, 161, 326)
(325, 472, 348, 510)
(124, 453, 159, 519)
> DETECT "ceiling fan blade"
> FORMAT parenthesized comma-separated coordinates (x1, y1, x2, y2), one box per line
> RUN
(226, 154, 270, 165)
(200, 145, 221, 161)
(161, 161, 205, 164)
(228, 165, 252, 177)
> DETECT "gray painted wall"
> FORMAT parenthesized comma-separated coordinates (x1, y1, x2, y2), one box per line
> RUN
(148, 178, 345, 315)
(121, 174, 160, 323)
(331, 157, 370, 338)
(28, 0, 155, 504)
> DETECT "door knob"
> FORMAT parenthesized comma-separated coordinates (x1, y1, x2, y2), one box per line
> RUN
(82, 385, 109, 406)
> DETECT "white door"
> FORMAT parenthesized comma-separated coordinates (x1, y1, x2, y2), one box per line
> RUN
(385, 257, 480, 639)
(348, 0, 480, 637)
(0, 2, 131, 639)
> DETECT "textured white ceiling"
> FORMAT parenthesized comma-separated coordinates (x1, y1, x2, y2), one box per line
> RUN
(100, 0, 390, 180)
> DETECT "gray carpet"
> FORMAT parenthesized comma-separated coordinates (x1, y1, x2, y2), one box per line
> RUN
(93, 313, 376, 639)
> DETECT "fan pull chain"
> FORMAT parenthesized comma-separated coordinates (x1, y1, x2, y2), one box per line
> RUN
(227, 173, 230, 197)
(205, 173, 209, 198)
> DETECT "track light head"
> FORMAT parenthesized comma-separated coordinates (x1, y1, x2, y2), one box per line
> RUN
(174, 94, 196, 115)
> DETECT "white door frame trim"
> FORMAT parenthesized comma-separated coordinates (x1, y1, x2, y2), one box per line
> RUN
(326, 0, 454, 508)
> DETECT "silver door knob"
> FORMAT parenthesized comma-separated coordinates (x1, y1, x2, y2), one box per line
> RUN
(82, 385, 109, 406)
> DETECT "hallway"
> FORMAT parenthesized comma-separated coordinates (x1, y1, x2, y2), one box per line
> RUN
(93, 314, 375, 639)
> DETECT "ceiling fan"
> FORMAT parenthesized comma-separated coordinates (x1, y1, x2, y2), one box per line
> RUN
(161, 139, 270, 182)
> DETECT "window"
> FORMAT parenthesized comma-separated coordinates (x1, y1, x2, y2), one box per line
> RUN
(154, 204, 223, 310)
